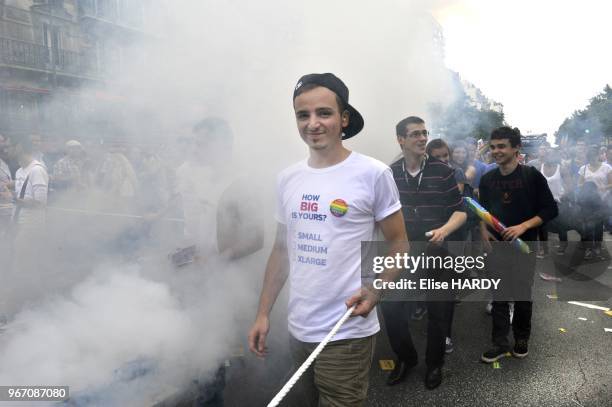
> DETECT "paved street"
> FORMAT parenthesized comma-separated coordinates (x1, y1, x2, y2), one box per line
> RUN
(3, 241, 609, 406)
(227, 243, 612, 407)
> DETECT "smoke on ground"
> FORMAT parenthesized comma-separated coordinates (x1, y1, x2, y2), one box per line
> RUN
(0, 1, 463, 404)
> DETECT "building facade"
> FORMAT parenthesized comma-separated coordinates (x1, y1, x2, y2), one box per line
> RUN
(0, 0, 149, 137)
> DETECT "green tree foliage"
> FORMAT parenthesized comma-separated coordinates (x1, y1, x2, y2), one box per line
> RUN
(555, 85, 612, 145)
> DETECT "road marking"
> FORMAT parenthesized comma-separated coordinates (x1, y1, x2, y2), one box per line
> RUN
(578, 317, 588, 321)
(379, 360, 395, 370)
(605, 328, 612, 333)
(567, 301, 610, 312)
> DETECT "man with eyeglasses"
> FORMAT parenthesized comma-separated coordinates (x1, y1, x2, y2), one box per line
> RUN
(381, 116, 466, 389)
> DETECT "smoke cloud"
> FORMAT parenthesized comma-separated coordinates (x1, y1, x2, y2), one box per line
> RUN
(0, 1, 464, 404)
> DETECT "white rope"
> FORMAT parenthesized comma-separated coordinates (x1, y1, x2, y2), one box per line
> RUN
(46, 206, 184, 223)
(267, 305, 357, 407)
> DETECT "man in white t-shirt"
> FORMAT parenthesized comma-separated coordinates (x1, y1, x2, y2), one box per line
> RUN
(155, 118, 264, 407)
(248, 73, 408, 406)
(28, 133, 47, 170)
(172, 118, 264, 261)
(13, 136, 49, 231)
(6, 136, 49, 315)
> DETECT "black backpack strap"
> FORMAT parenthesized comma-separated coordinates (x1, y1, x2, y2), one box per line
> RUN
(12, 174, 30, 224)
(12, 163, 44, 224)
(18, 174, 30, 199)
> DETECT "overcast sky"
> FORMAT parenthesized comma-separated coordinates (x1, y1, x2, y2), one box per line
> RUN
(434, 0, 611, 138)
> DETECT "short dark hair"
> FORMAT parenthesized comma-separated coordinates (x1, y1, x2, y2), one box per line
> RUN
(426, 138, 449, 156)
(396, 116, 425, 137)
(294, 83, 347, 113)
(490, 126, 522, 148)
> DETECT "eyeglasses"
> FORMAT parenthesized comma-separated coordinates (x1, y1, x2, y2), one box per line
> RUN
(405, 130, 429, 138)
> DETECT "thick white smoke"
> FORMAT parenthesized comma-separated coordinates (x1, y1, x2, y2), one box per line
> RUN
(100, 0, 460, 165)
(0, 1, 462, 404)
(1, 268, 196, 387)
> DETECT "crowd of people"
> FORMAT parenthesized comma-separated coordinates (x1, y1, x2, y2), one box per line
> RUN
(0, 120, 265, 405)
(422, 130, 612, 262)
(0, 73, 611, 406)
(247, 73, 607, 407)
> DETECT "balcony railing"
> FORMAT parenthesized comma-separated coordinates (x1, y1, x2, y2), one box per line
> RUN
(78, 0, 145, 31)
(0, 36, 100, 78)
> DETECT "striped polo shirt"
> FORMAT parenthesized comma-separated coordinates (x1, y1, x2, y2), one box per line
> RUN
(390, 155, 465, 241)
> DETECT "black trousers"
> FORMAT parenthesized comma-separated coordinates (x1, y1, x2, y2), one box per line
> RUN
(381, 299, 454, 368)
(580, 220, 604, 249)
(380, 243, 455, 368)
(537, 226, 548, 253)
(491, 301, 532, 349)
(487, 244, 536, 349)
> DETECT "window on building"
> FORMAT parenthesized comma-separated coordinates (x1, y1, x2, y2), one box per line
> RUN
(43, 23, 61, 66)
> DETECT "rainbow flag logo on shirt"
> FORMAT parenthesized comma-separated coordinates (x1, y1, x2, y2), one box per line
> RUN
(330, 199, 349, 217)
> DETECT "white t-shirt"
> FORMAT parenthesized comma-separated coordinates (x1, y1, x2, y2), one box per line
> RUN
(276, 152, 401, 342)
(579, 162, 612, 197)
(14, 160, 49, 226)
(541, 164, 565, 201)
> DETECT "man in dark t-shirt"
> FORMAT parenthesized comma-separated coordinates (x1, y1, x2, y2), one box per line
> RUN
(479, 127, 557, 364)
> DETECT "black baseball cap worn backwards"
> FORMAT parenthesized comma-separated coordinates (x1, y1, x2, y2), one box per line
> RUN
(293, 73, 365, 140)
